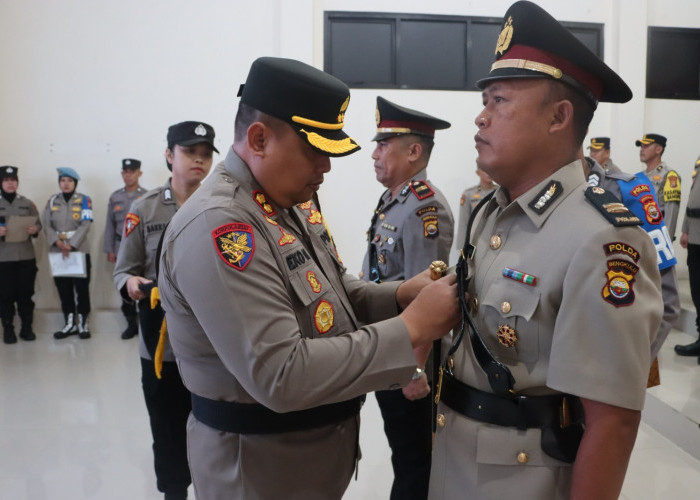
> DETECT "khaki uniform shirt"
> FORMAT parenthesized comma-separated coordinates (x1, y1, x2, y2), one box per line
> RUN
(429, 161, 662, 500)
(681, 158, 700, 245)
(114, 180, 177, 361)
(103, 186, 147, 254)
(158, 150, 417, 500)
(456, 184, 495, 252)
(42, 192, 92, 253)
(641, 162, 681, 239)
(0, 193, 41, 262)
(361, 169, 454, 282)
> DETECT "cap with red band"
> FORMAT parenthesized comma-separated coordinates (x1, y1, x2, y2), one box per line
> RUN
(373, 96, 451, 142)
(475, 1, 632, 107)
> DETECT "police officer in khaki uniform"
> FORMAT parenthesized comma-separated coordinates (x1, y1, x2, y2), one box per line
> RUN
(456, 168, 495, 251)
(157, 57, 460, 500)
(360, 96, 453, 500)
(114, 121, 217, 500)
(104, 158, 147, 339)
(0, 166, 41, 343)
(587, 136, 622, 174)
(674, 156, 700, 361)
(636, 133, 681, 240)
(43, 167, 93, 339)
(429, 3, 663, 499)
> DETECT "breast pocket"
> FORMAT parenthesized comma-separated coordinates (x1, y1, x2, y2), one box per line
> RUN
(289, 267, 341, 339)
(376, 235, 400, 279)
(480, 280, 540, 364)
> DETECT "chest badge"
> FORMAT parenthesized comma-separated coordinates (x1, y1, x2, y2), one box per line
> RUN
(213, 222, 255, 271)
(314, 300, 334, 334)
(496, 324, 517, 347)
(306, 271, 322, 294)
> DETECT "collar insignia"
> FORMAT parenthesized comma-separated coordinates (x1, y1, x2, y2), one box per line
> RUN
(253, 190, 276, 216)
(528, 181, 562, 214)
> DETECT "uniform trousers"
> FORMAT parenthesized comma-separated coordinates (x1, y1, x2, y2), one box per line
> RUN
(376, 388, 432, 500)
(120, 298, 137, 318)
(53, 253, 91, 316)
(0, 259, 37, 324)
(138, 300, 192, 495)
(688, 244, 700, 333)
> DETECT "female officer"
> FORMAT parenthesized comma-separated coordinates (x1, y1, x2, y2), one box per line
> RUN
(43, 167, 93, 339)
(0, 166, 41, 344)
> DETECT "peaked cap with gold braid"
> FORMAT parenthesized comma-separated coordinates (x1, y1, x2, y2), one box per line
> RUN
(237, 57, 360, 157)
(372, 96, 451, 142)
(476, 1, 632, 108)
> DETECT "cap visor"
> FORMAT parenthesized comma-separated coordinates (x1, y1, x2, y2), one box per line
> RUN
(177, 138, 220, 154)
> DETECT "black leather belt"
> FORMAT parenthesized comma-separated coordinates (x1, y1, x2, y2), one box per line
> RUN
(440, 371, 582, 430)
(191, 393, 365, 434)
(687, 207, 700, 218)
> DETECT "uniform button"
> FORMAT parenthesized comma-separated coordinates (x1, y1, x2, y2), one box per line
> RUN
(489, 234, 502, 249)
(517, 452, 529, 464)
(436, 413, 446, 427)
(500, 301, 511, 314)
(470, 296, 479, 313)
(358, 271, 364, 279)
(379, 213, 386, 220)
(223, 176, 232, 183)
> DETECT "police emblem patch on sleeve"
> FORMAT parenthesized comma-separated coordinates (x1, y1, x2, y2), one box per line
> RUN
(213, 223, 255, 271)
(602, 259, 638, 307)
(124, 213, 140, 237)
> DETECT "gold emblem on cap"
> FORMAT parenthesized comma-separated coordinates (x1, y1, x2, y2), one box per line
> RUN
(337, 96, 350, 124)
(496, 16, 514, 55)
(497, 324, 517, 347)
(375, 106, 381, 127)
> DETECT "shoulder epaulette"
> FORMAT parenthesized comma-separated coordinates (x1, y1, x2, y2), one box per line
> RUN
(409, 180, 434, 200)
(584, 186, 642, 227)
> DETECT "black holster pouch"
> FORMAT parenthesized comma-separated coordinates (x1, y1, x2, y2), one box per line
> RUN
(540, 421, 584, 463)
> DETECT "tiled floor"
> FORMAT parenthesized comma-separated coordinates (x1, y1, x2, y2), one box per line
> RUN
(1, 318, 699, 499)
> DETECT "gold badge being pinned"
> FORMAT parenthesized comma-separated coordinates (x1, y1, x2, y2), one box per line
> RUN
(314, 300, 334, 334)
(496, 16, 514, 55)
(497, 324, 517, 347)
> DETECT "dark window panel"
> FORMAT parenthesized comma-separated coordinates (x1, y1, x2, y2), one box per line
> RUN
(647, 27, 700, 100)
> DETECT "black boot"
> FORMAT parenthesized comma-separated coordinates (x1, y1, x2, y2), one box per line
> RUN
(674, 339, 700, 357)
(54, 313, 77, 339)
(19, 317, 36, 341)
(121, 315, 138, 339)
(77, 313, 90, 339)
(2, 318, 17, 344)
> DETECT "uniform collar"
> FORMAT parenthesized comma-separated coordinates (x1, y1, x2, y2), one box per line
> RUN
(490, 160, 587, 229)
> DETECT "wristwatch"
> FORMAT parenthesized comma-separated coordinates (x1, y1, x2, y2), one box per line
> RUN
(411, 367, 425, 380)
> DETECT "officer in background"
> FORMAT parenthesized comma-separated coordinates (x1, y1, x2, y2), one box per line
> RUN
(157, 57, 459, 499)
(584, 156, 679, 374)
(359, 95, 453, 500)
(0, 166, 41, 344)
(674, 156, 700, 361)
(456, 167, 495, 251)
(104, 158, 147, 339)
(587, 136, 622, 174)
(429, 3, 662, 499)
(636, 133, 681, 239)
(114, 121, 217, 500)
(44, 167, 93, 339)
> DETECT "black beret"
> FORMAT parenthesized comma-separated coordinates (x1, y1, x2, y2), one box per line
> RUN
(237, 57, 360, 157)
(372, 96, 451, 142)
(476, 1, 632, 107)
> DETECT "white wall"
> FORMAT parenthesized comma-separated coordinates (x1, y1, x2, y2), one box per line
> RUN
(0, 0, 698, 310)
